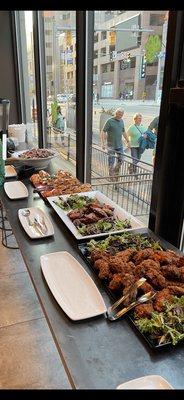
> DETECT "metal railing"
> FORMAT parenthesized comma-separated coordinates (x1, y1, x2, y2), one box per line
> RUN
(47, 126, 153, 221)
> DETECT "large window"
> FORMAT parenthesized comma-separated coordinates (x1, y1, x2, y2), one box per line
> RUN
(91, 10, 168, 227)
(43, 10, 76, 177)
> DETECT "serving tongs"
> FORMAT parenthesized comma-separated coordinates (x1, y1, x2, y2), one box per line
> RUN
(106, 277, 156, 321)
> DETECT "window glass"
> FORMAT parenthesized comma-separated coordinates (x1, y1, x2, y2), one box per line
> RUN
(91, 10, 168, 227)
(18, 11, 39, 147)
(43, 11, 76, 177)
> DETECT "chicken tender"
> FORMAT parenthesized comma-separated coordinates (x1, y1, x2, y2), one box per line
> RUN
(133, 248, 155, 265)
(134, 303, 154, 319)
(161, 265, 181, 281)
(153, 288, 173, 312)
(151, 250, 180, 265)
(167, 285, 184, 297)
(115, 248, 137, 262)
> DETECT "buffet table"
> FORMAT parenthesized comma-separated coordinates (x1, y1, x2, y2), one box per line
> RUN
(0, 161, 184, 390)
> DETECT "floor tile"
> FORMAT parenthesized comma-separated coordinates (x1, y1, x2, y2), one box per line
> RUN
(0, 318, 71, 389)
(0, 272, 43, 327)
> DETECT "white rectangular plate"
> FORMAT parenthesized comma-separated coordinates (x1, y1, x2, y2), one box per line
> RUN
(47, 191, 144, 240)
(4, 180, 28, 199)
(5, 165, 17, 178)
(117, 375, 173, 390)
(40, 251, 107, 320)
(18, 207, 54, 239)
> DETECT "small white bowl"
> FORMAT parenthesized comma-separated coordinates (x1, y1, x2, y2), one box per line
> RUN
(117, 375, 173, 390)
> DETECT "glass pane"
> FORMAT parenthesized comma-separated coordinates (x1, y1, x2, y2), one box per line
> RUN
(19, 11, 39, 147)
(43, 10, 76, 177)
(91, 10, 169, 227)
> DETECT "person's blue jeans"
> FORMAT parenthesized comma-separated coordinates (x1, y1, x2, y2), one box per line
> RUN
(107, 146, 124, 168)
(130, 147, 142, 172)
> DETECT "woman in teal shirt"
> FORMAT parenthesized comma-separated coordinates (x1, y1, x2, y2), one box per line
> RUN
(127, 113, 147, 173)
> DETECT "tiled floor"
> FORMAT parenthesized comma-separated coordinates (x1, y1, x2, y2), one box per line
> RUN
(0, 222, 71, 389)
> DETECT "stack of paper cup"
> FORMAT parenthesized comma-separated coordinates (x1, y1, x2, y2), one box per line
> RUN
(8, 124, 26, 143)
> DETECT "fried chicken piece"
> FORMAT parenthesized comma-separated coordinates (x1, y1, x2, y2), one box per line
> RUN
(176, 256, 184, 268)
(151, 250, 180, 265)
(109, 258, 134, 274)
(161, 265, 181, 281)
(165, 279, 184, 288)
(167, 285, 184, 297)
(133, 248, 155, 265)
(98, 262, 110, 280)
(144, 270, 166, 290)
(109, 273, 124, 291)
(153, 288, 173, 312)
(109, 272, 135, 292)
(90, 249, 109, 264)
(135, 262, 165, 289)
(115, 248, 137, 262)
(134, 303, 154, 319)
(94, 258, 109, 271)
(135, 259, 160, 277)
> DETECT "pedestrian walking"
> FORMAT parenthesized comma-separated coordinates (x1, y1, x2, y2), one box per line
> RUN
(101, 108, 130, 178)
(55, 105, 65, 146)
(96, 93, 99, 104)
(127, 113, 147, 174)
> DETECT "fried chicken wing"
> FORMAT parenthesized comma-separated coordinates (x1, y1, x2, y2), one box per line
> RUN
(153, 288, 173, 312)
(167, 285, 184, 297)
(133, 248, 155, 265)
(134, 303, 154, 319)
(161, 265, 181, 281)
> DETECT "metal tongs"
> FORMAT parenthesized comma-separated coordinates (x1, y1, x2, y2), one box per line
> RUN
(107, 277, 156, 321)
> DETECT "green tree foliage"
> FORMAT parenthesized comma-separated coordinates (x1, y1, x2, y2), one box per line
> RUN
(145, 35, 162, 63)
(51, 100, 58, 125)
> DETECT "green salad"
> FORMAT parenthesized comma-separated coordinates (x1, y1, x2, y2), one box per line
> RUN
(135, 296, 184, 346)
(53, 194, 93, 211)
(78, 219, 132, 236)
(87, 233, 163, 253)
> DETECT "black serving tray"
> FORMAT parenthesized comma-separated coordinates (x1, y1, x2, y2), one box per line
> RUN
(78, 232, 183, 350)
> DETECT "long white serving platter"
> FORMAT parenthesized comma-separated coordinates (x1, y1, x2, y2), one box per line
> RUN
(40, 251, 107, 320)
(47, 190, 144, 240)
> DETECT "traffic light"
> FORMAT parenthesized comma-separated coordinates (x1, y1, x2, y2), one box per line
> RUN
(127, 53, 131, 62)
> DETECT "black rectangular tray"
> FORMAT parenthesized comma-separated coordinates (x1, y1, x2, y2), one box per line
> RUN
(78, 233, 182, 350)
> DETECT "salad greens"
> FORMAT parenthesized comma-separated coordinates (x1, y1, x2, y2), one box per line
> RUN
(87, 233, 163, 253)
(53, 194, 93, 211)
(135, 296, 184, 346)
(78, 219, 132, 236)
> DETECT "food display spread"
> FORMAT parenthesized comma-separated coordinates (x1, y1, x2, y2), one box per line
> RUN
(79, 233, 184, 347)
(53, 194, 132, 235)
(30, 170, 92, 198)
